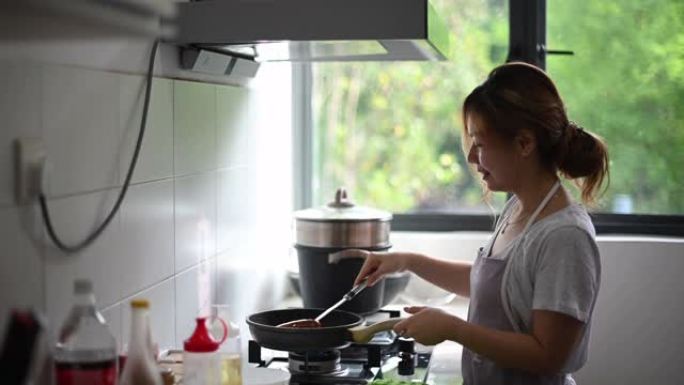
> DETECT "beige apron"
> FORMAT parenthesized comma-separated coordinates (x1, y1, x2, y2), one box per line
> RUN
(461, 181, 574, 385)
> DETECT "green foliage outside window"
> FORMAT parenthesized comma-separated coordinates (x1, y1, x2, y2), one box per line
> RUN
(313, 0, 683, 215)
(548, 0, 684, 214)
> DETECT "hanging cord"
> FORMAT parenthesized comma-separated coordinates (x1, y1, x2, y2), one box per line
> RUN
(39, 40, 160, 253)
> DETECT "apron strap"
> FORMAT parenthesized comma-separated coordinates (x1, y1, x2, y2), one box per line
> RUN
(522, 181, 561, 234)
(500, 180, 561, 332)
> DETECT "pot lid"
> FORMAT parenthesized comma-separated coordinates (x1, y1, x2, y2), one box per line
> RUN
(295, 188, 392, 222)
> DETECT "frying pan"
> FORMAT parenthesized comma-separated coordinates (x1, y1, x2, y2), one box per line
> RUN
(247, 308, 403, 351)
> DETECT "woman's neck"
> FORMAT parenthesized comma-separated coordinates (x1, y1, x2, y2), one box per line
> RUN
(511, 171, 560, 215)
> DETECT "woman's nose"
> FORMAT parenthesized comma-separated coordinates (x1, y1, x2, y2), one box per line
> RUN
(467, 146, 477, 164)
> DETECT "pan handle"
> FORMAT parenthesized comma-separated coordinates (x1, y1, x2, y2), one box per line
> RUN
(348, 318, 405, 344)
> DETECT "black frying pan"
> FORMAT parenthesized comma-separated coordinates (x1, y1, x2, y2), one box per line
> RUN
(247, 308, 403, 351)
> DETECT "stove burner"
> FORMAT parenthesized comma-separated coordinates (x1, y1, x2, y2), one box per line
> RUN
(288, 350, 348, 375)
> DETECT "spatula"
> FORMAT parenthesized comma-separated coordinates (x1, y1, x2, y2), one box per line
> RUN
(277, 279, 369, 328)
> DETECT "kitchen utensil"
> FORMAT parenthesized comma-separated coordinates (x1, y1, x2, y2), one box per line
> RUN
(277, 279, 369, 328)
(294, 188, 393, 314)
(247, 308, 404, 351)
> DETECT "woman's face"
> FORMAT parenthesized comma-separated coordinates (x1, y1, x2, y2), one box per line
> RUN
(465, 113, 520, 192)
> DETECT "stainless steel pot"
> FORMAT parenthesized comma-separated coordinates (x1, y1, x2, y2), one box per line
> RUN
(294, 188, 406, 315)
(294, 188, 392, 248)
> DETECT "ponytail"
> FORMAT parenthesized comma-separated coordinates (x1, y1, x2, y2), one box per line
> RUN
(557, 121, 610, 205)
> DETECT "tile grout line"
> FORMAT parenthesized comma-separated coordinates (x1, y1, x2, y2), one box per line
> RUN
(171, 78, 177, 348)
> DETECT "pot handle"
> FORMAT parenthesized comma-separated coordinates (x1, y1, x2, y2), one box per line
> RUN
(328, 250, 368, 264)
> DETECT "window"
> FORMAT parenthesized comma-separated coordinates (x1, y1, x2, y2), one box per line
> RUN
(296, 0, 684, 235)
(310, 0, 509, 215)
(547, 0, 684, 216)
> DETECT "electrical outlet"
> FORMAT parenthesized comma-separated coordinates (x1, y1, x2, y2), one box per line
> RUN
(14, 137, 46, 204)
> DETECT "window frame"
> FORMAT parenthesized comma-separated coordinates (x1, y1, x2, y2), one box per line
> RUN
(293, 0, 684, 237)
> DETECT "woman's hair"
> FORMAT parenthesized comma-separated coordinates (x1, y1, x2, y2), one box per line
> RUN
(462, 62, 609, 205)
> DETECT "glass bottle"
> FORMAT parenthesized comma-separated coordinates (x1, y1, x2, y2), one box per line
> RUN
(119, 299, 161, 385)
(54, 279, 118, 385)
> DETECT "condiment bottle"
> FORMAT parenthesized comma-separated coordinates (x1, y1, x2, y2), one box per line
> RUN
(54, 279, 118, 385)
(119, 299, 162, 385)
(183, 317, 226, 385)
(214, 310, 242, 385)
(397, 337, 417, 381)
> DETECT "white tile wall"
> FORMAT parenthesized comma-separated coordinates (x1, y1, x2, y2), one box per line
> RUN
(119, 75, 174, 184)
(174, 173, 217, 271)
(173, 80, 217, 177)
(216, 85, 250, 169)
(0, 52, 292, 356)
(216, 167, 249, 254)
(42, 65, 121, 196)
(119, 180, 174, 297)
(0, 61, 42, 207)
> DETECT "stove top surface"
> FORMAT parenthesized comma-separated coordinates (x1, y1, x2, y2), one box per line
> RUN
(248, 310, 431, 385)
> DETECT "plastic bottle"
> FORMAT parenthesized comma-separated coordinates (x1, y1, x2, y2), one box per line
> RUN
(54, 279, 118, 385)
(183, 317, 226, 385)
(119, 299, 161, 385)
(209, 305, 242, 385)
(218, 318, 242, 385)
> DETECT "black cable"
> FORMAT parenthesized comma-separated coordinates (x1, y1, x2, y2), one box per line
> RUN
(40, 40, 160, 253)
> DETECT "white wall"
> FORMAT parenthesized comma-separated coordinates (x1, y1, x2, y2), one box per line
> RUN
(0, 40, 293, 354)
(391, 232, 684, 385)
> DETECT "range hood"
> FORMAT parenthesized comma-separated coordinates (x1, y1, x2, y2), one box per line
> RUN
(173, 0, 453, 62)
(0, 0, 176, 40)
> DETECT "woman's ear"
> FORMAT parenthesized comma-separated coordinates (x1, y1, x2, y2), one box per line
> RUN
(515, 129, 537, 157)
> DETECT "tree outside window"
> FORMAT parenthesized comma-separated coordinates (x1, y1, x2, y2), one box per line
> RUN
(311, 0, 684, 217)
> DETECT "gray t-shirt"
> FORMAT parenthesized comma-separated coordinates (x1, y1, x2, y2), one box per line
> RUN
(484, 198, 601, 373)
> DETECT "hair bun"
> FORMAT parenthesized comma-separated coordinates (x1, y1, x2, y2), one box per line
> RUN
(559, 122, 599, 178)
(569, 121, 585, 138)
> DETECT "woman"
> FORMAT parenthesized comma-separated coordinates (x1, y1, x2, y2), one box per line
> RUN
(340, 62, 609, 384)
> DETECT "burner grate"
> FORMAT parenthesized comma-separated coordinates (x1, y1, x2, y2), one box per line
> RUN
(288, 350, 344, 375)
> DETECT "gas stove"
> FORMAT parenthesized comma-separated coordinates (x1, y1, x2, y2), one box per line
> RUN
(247, 310, 432, 385)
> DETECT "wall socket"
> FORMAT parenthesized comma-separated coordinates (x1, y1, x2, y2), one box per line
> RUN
(14, 138, 46, 204)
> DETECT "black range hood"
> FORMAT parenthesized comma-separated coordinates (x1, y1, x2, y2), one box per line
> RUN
(173, 0, 453, 62)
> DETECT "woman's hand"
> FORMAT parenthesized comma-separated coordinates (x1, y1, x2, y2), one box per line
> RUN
(393, 306, 462, 346)
(333, 250, 412, 287)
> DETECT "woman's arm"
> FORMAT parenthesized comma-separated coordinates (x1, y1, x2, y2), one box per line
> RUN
(404, 253, 472, 298)
(346, 250, 473, 298)
(454, 309, 584, 373)
(397, 307, 585, 374)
